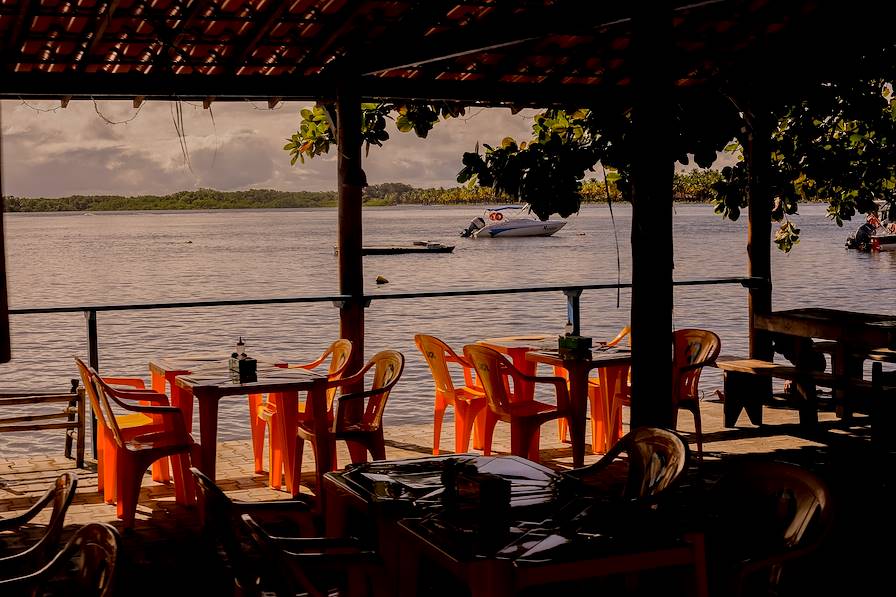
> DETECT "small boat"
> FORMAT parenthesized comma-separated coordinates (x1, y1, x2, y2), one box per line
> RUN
(335, 242, 454, 256)
(846, 204, 896, 252)
(460, 204, 566, 238)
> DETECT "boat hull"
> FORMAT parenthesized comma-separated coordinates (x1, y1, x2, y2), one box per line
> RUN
(475, 220, 566, 238)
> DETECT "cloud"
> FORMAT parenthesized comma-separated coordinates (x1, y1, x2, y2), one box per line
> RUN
(1, 100, 537, 197)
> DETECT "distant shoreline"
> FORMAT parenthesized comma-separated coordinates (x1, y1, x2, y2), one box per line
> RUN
(2, 175, 728, 213)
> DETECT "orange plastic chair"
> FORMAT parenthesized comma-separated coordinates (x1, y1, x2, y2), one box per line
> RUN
(671, 328, 721, 460)
(89, 371, 197, 528)
(463, 344, 571, 463)
(75, 358, 171, 504)
(414, 334, 487, 455)
(251, 340, 352, 489)
(557, 325, 631, 449)
(294, 350, 404, 481)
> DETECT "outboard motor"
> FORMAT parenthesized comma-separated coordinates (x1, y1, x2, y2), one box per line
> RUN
(460, 216, 486, 238)
(846, 221, 875, 250)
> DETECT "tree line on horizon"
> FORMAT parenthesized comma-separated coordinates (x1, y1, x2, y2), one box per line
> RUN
(4, 170, 730, 212)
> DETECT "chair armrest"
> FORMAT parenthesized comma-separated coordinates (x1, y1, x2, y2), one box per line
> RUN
(270, 536, 364, 550)
(0, 489, 55, 530)
(232, 498, 314, 513)
(113, 389, 170, 405)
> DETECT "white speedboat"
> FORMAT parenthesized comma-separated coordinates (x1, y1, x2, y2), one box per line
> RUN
(460, 205, 567, 238)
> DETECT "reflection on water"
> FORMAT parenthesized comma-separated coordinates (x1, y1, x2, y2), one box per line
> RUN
(2, 204, 894, 456)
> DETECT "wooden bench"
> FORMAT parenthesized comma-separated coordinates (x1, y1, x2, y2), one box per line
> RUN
(715, 356, 873, 428)
(0, 380, 85, 467)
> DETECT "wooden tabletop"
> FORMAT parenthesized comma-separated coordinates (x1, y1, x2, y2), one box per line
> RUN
(526, 346, 632, 368)
(754, 308, 896, 348)
(174, 363, 321, 394)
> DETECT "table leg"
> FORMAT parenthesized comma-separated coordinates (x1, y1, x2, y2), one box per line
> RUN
(196, 391, 220, 480)
(279, 390, 302, 497)
(170, 375, 194, 434)
(309, 379, 333, 494)
(567, 363, 588, 468)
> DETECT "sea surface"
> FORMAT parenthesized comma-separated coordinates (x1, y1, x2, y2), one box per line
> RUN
(2, 204, 894, 457)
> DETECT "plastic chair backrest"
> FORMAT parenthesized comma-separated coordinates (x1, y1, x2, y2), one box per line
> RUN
(74, 357, 111, 433)
(711, 461, 833, 594)
(333, 350, 404, 432)
(0, 522, 119, 597)
(414, 334, 463, 398)
(240, 513, 321, 597)
(0, 472, 78, 573)
(672, 329, 721, 404)
(321, 339, 353, 407)
(607, 325, 632, 347)
(463, 344, 522, 417)
(566, 427, 689, 501)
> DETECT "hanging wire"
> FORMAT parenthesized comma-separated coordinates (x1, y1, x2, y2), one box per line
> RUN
(93, 99, 144, 124)
(601, 164, 622, 308)
(19, 99, 62, 113)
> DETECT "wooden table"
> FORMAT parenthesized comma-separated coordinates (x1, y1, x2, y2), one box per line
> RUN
(397, 519, 708, 597)
(173, 363, 329, 497)
(477, 335, 553, 402)
(755, 308, 896, 416)
(526, 348, 632, 467)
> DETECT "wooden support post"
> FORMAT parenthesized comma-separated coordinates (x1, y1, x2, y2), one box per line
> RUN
(745, 110, 774, 361)
(628, 8, 674, 428)
(0, 107, 10, 363)
(336, 80, 365, 374)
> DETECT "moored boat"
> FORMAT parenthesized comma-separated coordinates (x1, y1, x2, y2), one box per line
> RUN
(846, 205, 896, 252)
(460, 204, 567, 238)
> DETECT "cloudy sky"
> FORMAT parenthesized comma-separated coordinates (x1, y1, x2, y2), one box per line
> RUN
(0, 99, 537, 198)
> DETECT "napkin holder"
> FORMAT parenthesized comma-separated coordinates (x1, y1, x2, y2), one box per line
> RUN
(229, 355, 257, 383)
(441, 460, 511, 546)
(558, 334, 592, 356)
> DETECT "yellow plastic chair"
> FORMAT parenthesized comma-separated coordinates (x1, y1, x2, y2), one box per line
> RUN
(75, 358, 171, 504)
(250, 340, 352, 489)
(463, 344, 571, 463)
(671, 328, 721, 460)
(557, 325, 631, 449)
(414, 334, 486, 455)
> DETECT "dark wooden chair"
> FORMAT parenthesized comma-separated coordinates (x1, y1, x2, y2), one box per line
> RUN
(707, 461, 833, 597)
(871, 361, 896, 447)
(0, 472, 77, 575)
(241, 512, 380, 597)
(189, 467, 318, 596)
(0, 522, 119, 597)
(564, 426, 689, 501)
(0, 383, 85, 468)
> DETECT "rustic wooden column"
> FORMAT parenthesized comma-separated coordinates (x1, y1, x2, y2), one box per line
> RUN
(336, 82, 365, 373)
(628, 8, 674, 428)
(745, 110, 774, 361)
(0, 107, 10, 363)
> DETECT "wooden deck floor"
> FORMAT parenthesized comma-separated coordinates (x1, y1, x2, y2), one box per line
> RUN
(1, 397, 893, 595)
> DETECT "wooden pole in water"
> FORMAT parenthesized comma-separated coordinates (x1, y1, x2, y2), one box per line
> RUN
(628, 8, 675, 428)
(746, 109, 774, 360)
(336, 80, 366, 373)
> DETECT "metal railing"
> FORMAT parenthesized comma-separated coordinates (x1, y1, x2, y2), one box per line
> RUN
(8, 275, 763, 455)
(9, 275, 763, 370)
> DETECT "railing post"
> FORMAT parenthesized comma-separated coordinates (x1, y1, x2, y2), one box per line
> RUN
(84, 309, 99, 457)
(563, 289, 582, 336)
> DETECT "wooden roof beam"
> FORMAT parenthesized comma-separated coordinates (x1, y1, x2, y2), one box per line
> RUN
(4, 0, 34, 56)
(153, 0, 215, 71)
(74, 0, 122, 72)
(227, 1, 293, 74)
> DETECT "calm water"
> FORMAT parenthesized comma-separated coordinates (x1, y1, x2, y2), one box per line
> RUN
(2, 204, 894, 457)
